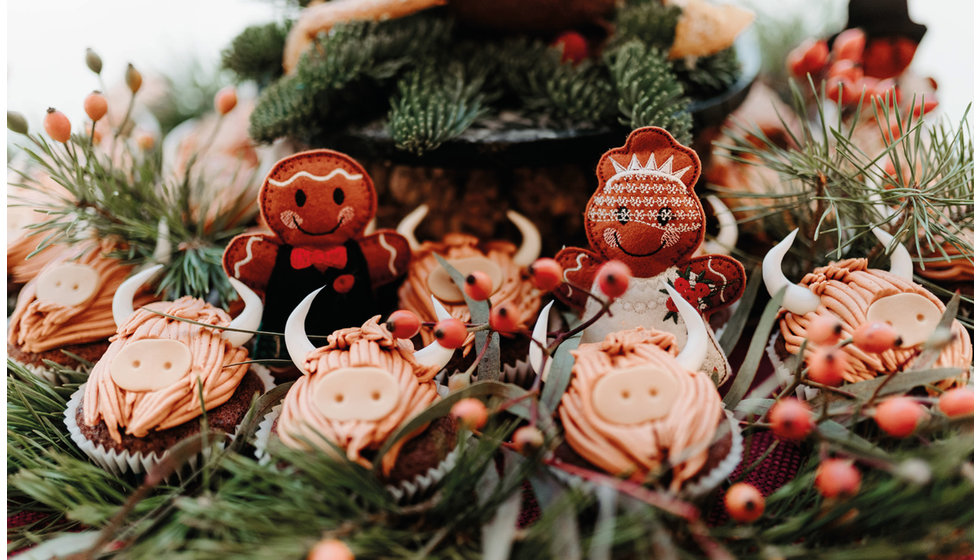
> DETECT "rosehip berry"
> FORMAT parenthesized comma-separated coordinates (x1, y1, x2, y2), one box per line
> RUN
(451, 398, 488, 430)
(307, 538, 354, 560)
(832, 28, 866, 62)
(125, 63, 143, 93)
(464, 270, 493, 301)
(597, 260, 630, 299)
(815, 458, 861, 498)
(852, 321, 902, 353)
(806, 315, 844, 345)
(552, 31, 588, 64)
(386, 309, 421, 339)
(434, 318, 467, 349)
(215, 86, 238, 115)
(938, 387, 973, 418)
(529, 258, 563, 291)
(806, 346, 847, 386)
(84, 91, 108, 122)
(447, 372, 471, 392)
(827, 78, 861, 106)
(770, 398, 815, 441)
(489, 304, 520, 336)
(725, 483, 765, 523)
(787, 38, 828, 78)
(828, 59, 862, 84)
(874, 396, 925, 437)
(513, 426, 545, 455)
(43, 108, 71, 143)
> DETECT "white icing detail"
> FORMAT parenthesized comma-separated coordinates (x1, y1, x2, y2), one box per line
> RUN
(762, 229, 821, 315)
(280, 210, 301, 230)
(109, 339, 192, 392)
(267, 168, 363, 187)
(36, 263, 99, 307)
(222, 278, 263, 347)
(529, 301, 555, 381)
(234, 237, 261, 278)
(604, 153, 692, 189)
(706, 258, 728, 303)
(666, 283, 708, 372)
(396, 204, 428, 251)
(284, 288, 321, 373)
(563, 253, 589, 283)
(113, 265, 163, 328)
(378, 233, 399, 277)
(338, 205, 355, 224)
(871, 227, 913, 281)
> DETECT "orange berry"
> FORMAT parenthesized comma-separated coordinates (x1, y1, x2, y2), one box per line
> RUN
(513, 426, 545, 455)
(451, 398, 488, 430)
(597, 260, 631, 299)
(815, 459, 861, 498)
(125, 63, 143, 93)
(529, 258, 563, 291)
(43, 108, 71, 143)
(307, 539, 354, 560)
(489, 304, 520, 336)
(214, 86, 238, 115)
(136, 132, 155, 151)
(806, 315, 843, 345)
(852, 321, 902, 353)
(464, 270, 493, 301)
(84, 91, 108, 122)
(938, 387, 973, 418)
(434, 318, 467, 349)
(827, 78, 861, 106)
(725, 483, 765, 523)
(831, 28, 866, 63)
(874, 396, 925, 437)
(386, 310, 421, 339)
(770, 398, 815, 441)
(806, 346, 847, 386)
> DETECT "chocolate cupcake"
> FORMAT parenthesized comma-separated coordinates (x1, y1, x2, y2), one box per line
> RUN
(64, 265, 272, 475)
(256, 288, 458, 501)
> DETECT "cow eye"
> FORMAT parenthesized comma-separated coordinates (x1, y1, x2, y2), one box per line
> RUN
(615, 205, 630, 225)
(295, 189, 307, 207)
(333, 188, 345, 205)
(656, 207, 673, 226)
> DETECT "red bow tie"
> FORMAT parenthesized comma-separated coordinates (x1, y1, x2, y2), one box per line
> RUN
(290, 246, 348, 270)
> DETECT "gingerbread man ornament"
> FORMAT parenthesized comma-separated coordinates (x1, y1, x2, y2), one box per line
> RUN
(223, 150, 411, 366)
(555, 127, 745, 384)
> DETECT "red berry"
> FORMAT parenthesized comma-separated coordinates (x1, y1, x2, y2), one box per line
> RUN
(806, 315, 844, 345)
(787, 38, 828, 78)
(852, 321, 902, 353)
(832, 28, 866, 63)
(451, 398, 488, 430)
(597, 260, 631, 299)
(215, 86, 238, 115)
(83, 91, 108, 122)
(552, 31, 588, 64)
(489, 304, 520, 336)
(529, 258, 563, 291)
(815, 459, 861, 498)
(874, 396, 925, 437)
(770, 398, 815, 441)
(806, 346, 847, 386)
(938, 387, 973, 418)
(513, 426, 545, 455)
(386, 310, 421, 339)
(827, 78, 861, 106)
(725, 483, 765, 523)
(433, 318, 467, 349)
(307, 539, 354, 560)
(43, 108, 71, 143)
(828, 60, 862, 84)
(464, 270, 493, 301)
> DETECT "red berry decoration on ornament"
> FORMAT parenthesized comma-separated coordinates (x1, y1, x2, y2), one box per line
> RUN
(513, 426, 545, 455)
(806, 316, 843, 345)
(852, 321, 902, 353)
(529, 258, 563, 291)
(84, 91, 108, 122)
(552, 31, 588, 64)
(44, 108, 71, 143)
(725, 483, 765, 523)
(806, 346, 846, 386)
(464, 270, 493, 301)
(815, 459, 861, 498)
(307, 539, 354, 560)
(596, 260, 631, 299)
(489, 304, 520, 336)
(434, 318, 467, 349)
(215, 86, 238, 115)
(451, 398, 488, 430)
(787, 38, 829, 78)
(386, 309, 421, 339)
(770, 398, 815, 441)
(831, 28, 866, 62)
(938, 387, 973, 418)
(874, 396, 924, 437)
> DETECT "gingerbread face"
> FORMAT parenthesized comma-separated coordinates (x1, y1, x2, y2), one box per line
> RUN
(259, 150, 377, 247)
(585, 128, 704, 278)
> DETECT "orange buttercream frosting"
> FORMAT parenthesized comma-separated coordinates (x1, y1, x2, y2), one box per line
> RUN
(7, 235, 63, 285)
(277, 317, 441, 473)
(398, 234, 540, 351)
(8, 244, 155, 353)
(559, 327, 724, 492)
(779, 259, 972, 387)
(82, 297, 250, 443)
(917, 238, 973, 283)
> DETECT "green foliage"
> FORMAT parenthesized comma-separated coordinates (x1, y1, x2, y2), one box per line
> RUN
(674, 47, 741, 97)
(610, 0, 682, 50)
(222, 21, 291, 86)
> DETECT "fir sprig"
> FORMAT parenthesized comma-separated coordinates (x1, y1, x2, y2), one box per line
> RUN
(222, 21, 292, 87)
(610, 0, 682, 50)
(674, 47, 742, 97)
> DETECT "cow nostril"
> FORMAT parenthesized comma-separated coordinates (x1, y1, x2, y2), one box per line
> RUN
(163, 362, 171, 370)
(72, 284, 79, 290)
(334, 394, 344, 403)
(55, 281, 62, 287)
(649, 388, 658, 396)
(621, 390, 630, 399)
(916, 313, 925, 322)
(132, 360, 140, 368)
(371, 391, 381, 401)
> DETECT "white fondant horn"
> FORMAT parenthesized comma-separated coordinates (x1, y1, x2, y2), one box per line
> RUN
(665, 284, 707, 372)
(506, 209, 542, 267)
(529, 300, 555, 381)
(222, 278, 263, 347)
(762, 229, 821, 315)
(153, 218, 172, 264)
(113, 264, 163, 328)
(396, 204, 428, 251)
(431, 294, 452, 320)
(284, 288, 321, 372)
(702, 195, 737, 255)
(364, 217, 377, 235)
(871, 227, 913, 281)
(414, 297, 456, 370)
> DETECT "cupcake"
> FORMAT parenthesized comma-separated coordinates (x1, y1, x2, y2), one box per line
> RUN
(763, 228, 972, 391)
(258, 287, 457, 500)
(7, 173, 71, 294)
(8, 241, 156, 380)
(547, 285, 741, 497)
(65, 265, 272, 475)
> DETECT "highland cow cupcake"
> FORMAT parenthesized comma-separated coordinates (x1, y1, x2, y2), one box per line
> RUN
(65, 265, 273, 475)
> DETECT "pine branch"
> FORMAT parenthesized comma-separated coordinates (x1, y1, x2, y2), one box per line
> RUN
(674, 47, 742, 97)
(610, 0, 682, 50)
(222, 21, 292, 86)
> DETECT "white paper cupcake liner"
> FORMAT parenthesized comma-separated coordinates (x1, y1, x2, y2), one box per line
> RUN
(435, 357, 538, 393)
(766, 333, 820, 401)
(65, 366, 275, 477)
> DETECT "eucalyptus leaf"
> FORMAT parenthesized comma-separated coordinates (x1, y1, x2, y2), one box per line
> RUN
(723, 286, 785, 408)
(530, 472, 583, 560)
(809, 367, 964, 410)
(433, 253, 501, 379)
(541, 332, 583, 412)
(719, 265, 762, 356)
(817, 419, 889, 460)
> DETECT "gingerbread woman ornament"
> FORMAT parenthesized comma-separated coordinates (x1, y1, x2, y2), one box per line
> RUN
(555, 127, 745, 384)
(223, 150, 411, 367)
